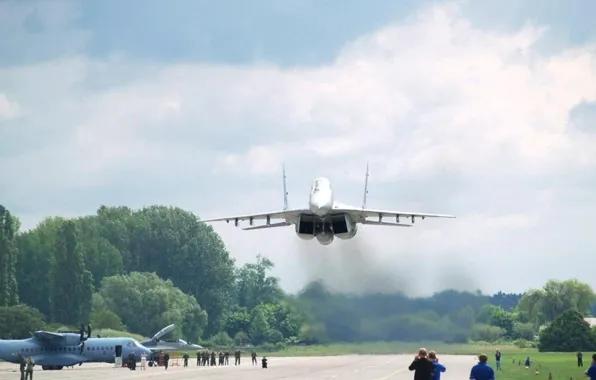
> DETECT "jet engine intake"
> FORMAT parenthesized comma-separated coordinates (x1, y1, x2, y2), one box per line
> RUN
(295, 215, 315, 240)
(331, 214, 357, 240)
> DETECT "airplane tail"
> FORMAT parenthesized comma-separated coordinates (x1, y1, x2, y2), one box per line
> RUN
(362, 162, 369, 209)
(282, 164, 289, 211)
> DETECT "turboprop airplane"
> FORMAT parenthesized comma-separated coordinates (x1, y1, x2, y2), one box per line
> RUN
(0, 324, 152, 370)
(200, 164, 456, 245)
(140, 324, 203, 353)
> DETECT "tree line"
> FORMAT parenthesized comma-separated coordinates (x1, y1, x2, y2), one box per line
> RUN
(0, 204, 594, 349)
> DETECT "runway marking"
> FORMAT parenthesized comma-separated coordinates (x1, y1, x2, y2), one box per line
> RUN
(376, 368, 406, 380)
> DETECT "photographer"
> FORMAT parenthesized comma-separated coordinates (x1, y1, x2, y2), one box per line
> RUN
(409, 348, 436, 380)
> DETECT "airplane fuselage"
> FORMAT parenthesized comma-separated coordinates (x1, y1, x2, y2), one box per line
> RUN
(298, 177, 356, 245)
(0, 335, 151, 370)
(308, 178, 334, 217)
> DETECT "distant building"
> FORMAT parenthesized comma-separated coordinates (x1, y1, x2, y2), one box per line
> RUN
(584, 318, 596, 327)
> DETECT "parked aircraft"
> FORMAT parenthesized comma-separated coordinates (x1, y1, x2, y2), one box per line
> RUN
(0, 324, 152, 370)
(201, 164, 456, 245)
(141, 324, 203, 353)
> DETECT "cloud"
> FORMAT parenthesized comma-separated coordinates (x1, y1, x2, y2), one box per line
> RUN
(1, 1, 596, 295)
(0, 94, 20, 120)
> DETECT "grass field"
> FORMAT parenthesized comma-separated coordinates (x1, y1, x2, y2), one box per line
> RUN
(192, 342, 525, 357)
(488, 351, 587, 380)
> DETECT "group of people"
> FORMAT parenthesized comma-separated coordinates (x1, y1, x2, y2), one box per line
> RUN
(149, 349, 266, 369)
(409, 348, 499, 380)
(190, 350, 266, 368)
(16, 354, 35, 380)
(192, 350, 243, 366)
(408, 348, 447, 380)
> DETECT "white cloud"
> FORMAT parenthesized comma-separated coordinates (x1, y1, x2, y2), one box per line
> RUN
(2, 2, 596, 294)
(0, 94, 20, 120)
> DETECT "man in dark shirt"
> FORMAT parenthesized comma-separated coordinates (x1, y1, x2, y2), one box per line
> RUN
(584, 353, 596, 380)
(578, 352, 584, 367)
(470, 354, 495, 380)
(409, 348, 436, 380)
(495, 350, 502, 370)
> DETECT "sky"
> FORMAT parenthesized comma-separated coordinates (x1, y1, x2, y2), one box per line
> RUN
(1, 0, 596, 297)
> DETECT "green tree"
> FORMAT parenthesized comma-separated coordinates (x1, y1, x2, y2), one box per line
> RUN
(249, 305, 271, 345)
(224, 306, 251, 338)
(76, 216, 123, 288)
(91, 309, 125, 330)
(0, 205, 19, 306)
(0, 304, 45, 339)
(539, 309, 596, 351)
(489, 307, 516, 336)
(50, 220, 93, 324)
(16, 217, 64, 317)
(122, 206, 236, 335)
(98, 272, 207, 341)
(476, 304, 500, 324)
(518, 280, 596, 325)
(513, 322, 535, 341)
(235, 255, 284, 310)
(451, 306, 476, 329)
(471, 324, 505, 342)
(298, 323, 329, 345)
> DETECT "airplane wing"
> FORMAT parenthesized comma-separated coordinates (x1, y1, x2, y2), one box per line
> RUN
(33, 331, 67, 345)
(333, 206, 455, 224)
(200, 209, 306, 225)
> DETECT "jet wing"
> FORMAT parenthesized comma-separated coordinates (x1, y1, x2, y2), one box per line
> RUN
(333, 206, 455, 224)
(200, 209, 306, 225)
(33, 331, 67, 345)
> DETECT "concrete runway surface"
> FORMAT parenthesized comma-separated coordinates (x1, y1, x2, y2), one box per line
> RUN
(0, 354, 478, 380)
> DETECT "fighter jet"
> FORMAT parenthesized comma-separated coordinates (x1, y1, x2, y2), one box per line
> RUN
(140, 324, 203, 353)
(200, 164, 456, 245)
(0, 324, 152, 370)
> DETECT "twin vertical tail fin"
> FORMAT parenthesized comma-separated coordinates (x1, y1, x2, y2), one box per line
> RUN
(282, 164, 289, 211)
(362, 162, 369, 209)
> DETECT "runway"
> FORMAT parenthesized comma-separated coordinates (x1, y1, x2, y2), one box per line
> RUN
(0, 354, 478, 380)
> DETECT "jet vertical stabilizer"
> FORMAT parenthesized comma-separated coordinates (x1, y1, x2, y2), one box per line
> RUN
(362, 162, 370, 209)
(282, 164, 289, 211)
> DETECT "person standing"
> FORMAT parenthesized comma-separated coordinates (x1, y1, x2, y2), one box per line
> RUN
(251, 351, 257, 365)
(470, 354, 495, 380)
(18, 354, 25, 380)
(429, 351, 446, 380)
(163, 353, 170, 370)
(408, 348, 436, 380)
(578, 352, 584, 367)
(140, 352, 147, 370)
(584, 353, 596, 380)
(25, 357, 34, 380)
(495, 350, 502, 370)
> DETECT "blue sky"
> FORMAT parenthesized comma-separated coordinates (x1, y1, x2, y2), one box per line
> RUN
(1, 0, 595, 295)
